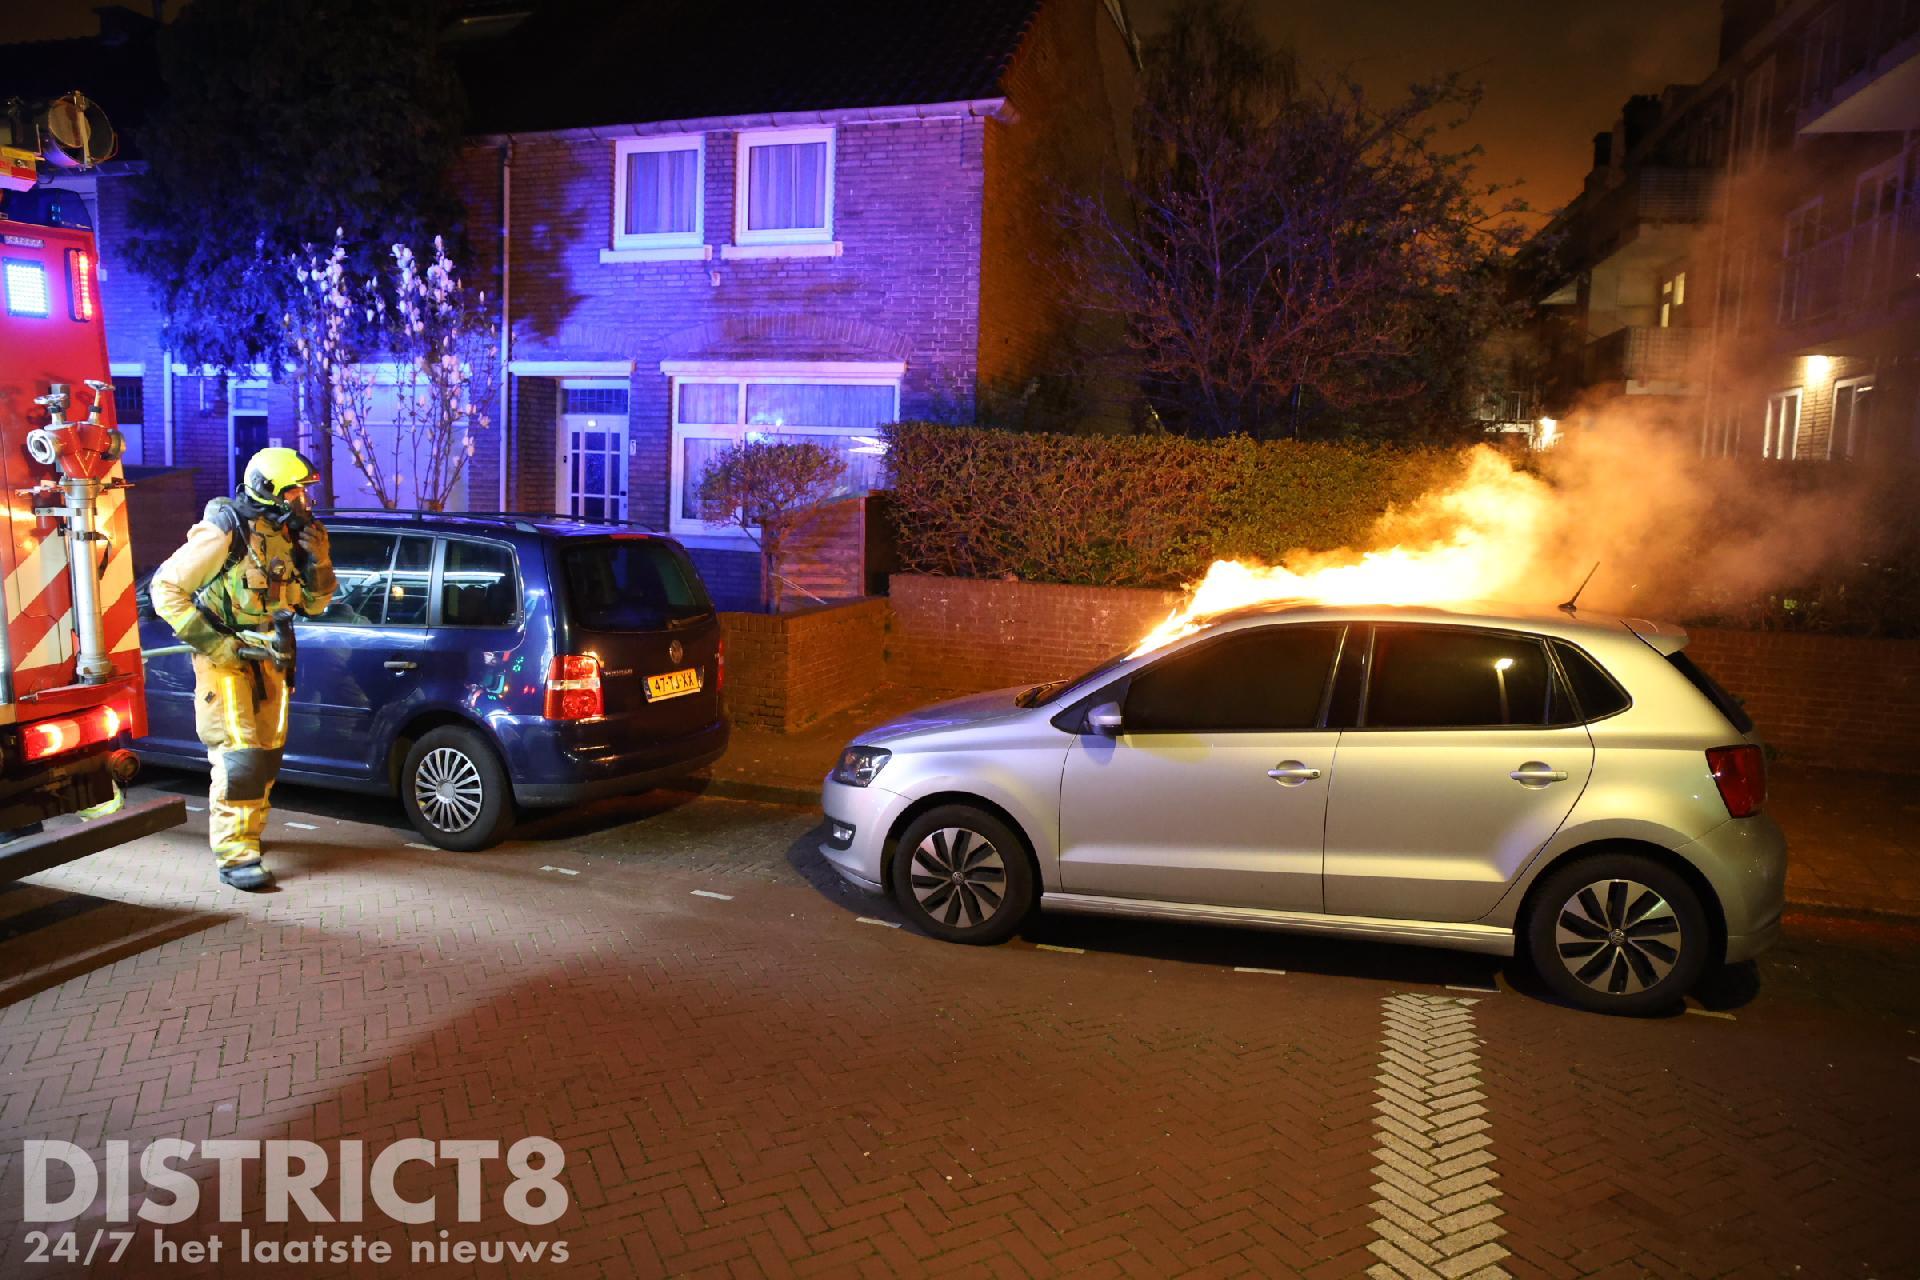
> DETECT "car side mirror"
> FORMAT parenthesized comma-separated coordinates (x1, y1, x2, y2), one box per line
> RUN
(1085, 701, 1124, 737)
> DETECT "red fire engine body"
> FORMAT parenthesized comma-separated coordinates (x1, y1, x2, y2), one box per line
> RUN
(0, 99, 184, 876)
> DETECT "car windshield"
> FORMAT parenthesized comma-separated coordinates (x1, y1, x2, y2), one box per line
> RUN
(1014, 649, 1136, 707)
(562, 538, 712, 631)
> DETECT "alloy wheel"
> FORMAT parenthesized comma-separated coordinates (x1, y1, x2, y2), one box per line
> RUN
(909, 827, 1007, 929)
(414, 746, 485, 833)
(1553, 877, 1683, 996)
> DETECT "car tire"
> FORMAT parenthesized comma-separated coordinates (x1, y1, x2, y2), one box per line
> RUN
(400, 726, 515, 851)
(1525, 851, 1712, 1016)
(889, 805, 1036, 945)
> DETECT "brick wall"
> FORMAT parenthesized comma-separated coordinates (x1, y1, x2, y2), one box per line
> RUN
(1684, 627, 1920, 771)
(721, 596, 889, 733)
(884, 574, 1180, 691)
(122, 466, 202, 572)
(883, 574, 1920, 770)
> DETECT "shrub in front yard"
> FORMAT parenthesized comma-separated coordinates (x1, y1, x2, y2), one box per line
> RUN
(883, 422, 1464, 587)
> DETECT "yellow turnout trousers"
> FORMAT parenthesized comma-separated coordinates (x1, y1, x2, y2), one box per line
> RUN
(191, 653, 289, 868)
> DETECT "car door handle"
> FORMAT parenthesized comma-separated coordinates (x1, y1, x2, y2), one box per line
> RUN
(1510, 763, 1569, 785)
(384, 660, 417, 672)
(1267, 762, 1322, 785)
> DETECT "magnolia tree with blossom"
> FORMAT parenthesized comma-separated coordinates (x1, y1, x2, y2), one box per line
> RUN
(286, 232, 498, 511)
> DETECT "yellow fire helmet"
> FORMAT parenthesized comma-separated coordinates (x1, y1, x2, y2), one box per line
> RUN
(241, 447, 320, 508)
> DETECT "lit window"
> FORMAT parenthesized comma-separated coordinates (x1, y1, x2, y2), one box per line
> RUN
(667, 364, 896, 537)
(734, 127, 834, 245)
(4, 259, 50, 317)
(613, 136, 703, 249)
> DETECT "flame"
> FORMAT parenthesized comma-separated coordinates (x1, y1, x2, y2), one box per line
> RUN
(1133, 447, 1561, 656)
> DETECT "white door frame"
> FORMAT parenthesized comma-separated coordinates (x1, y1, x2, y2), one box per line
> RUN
(556, 378, 631, 521)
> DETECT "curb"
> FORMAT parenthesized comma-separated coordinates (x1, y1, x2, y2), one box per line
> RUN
(663, 774, 820, 809)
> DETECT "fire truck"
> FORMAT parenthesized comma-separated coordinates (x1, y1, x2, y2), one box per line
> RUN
(0, 91, 184, 877)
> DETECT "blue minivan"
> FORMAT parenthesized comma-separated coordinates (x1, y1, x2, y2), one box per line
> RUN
(135, 513, 728, 849)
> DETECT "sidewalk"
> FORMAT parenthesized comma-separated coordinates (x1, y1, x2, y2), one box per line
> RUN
(684, 683, 1920, 919)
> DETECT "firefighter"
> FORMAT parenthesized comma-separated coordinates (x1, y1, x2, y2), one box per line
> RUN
(149, 448, 336, 890)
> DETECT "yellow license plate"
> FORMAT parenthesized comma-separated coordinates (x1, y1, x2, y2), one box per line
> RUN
(645, 667, 703, 702)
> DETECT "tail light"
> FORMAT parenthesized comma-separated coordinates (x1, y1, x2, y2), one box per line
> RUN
(1705, 745, 1766, 818)
(21, 698, 127, 763)
(66, 248, 95, 321)
(543, 654, 603, 721)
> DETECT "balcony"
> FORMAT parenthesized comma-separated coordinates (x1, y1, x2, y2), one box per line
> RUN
(1777, 202, 1920, 329)
(1569, 167, 1719, 269)
(1584, 326, 1704, 389)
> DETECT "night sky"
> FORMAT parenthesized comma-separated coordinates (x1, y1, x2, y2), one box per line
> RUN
(6, 0, 1722, 221)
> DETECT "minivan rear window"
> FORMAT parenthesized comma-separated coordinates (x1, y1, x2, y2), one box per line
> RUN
(1665, 651, 1754, 734)
(562, 539, 712, 631)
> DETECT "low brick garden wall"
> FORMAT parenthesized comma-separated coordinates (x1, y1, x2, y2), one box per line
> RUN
(882, 574, 1920, 772)
(721, 597, 890, 733)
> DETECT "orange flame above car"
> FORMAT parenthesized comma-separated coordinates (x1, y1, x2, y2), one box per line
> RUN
(1132, 447, 1561, 656)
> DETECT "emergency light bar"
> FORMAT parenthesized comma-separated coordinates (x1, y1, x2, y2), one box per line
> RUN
(66, 248, 94, 320)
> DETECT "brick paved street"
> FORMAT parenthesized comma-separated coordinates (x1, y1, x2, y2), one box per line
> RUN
(1, 773, 1917, 1278)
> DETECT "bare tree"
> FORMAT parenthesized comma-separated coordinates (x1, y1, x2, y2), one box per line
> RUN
(1056, 0, 1526, 439)
(697, 440, 846, 611)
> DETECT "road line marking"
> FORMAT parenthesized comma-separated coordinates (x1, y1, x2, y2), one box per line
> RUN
(691, 890, 733, 901)
(539, 866, 580, 877)
(185, 805, 205, 812)
(405, 842, 435, 850)
(285, 822, 318, 830)
(855, 916, 901, 929)
(1035, 943, 1084, 954)
(1366, 993, 1508, 1279)
(1446, 984, 1498, 994)
(1234, 966, 1288, 975)
(1685, 1007, 1736, 1021)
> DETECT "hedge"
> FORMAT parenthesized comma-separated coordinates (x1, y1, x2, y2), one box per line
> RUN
(883, 422, 1466, 587)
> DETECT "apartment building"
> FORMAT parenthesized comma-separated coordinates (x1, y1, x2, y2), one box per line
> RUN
(1536, 0, 1919, 462)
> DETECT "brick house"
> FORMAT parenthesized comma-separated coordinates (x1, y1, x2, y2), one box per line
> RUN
(1533, 0, 1919, 463)
(12, 0, 1137, 607)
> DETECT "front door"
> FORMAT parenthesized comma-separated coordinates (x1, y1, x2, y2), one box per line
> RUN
(1058, 624, 1346, 912)
(558, 383, 630, 521)
(1323, 626, 1595, 923)
(229, 379, 270, 491)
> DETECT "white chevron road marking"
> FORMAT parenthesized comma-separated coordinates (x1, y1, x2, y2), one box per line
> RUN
(1366, 992, 1510, 1280)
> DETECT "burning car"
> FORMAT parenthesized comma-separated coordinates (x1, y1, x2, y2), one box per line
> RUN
(819, 600, 1784, 1016)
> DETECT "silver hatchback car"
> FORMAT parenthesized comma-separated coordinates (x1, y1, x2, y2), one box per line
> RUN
(820, 602, 1786, 1015)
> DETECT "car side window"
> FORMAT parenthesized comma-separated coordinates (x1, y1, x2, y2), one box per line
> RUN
(1551, 639, 1631, 721)
(383, 536, 435, 627)
(1122, 625, 1341, 733)
(1365, 627, 1552, 729)
(440, 539, 518, 627)
(310, 531, 397, 625)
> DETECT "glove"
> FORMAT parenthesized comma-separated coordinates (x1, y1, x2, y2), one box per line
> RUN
(297, 520, 329, 564)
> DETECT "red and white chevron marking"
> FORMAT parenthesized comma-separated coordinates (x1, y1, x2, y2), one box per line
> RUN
(3, 468, 140, 696)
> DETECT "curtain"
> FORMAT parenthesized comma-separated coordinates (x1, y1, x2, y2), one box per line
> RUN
(746, 141, 827, 231)
(745, 383, 891, 428)
(678, 382, 738, 425)
(626, 148, 698, 237)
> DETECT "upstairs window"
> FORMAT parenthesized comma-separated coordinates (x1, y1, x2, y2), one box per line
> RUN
(735, 127, 834, 245)
(613, 136, 703, 249)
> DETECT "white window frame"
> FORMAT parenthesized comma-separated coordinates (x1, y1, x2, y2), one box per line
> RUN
(1763, 387, 1803, 460)
(732, 126, 836, 248)
(663, 359, 901, 540)
(606, 135, 708, 263)
(1829, 376, 1872, 461)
